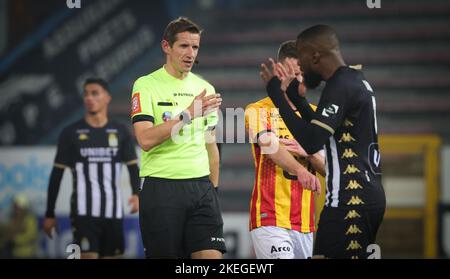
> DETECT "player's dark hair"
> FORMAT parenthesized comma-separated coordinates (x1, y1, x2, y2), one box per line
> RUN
(84, 78, 110, 93)
(296, 24, 340, 50)
(163, 17, 202, 46)
(277, 40, 298, 61)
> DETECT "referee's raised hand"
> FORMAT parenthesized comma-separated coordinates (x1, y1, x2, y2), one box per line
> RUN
(186, 89, 222, 119)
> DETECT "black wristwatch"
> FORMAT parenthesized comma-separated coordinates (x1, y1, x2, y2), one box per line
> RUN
(179, 111, 192, 125)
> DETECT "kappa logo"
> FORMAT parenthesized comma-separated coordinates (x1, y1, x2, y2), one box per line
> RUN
(344, 164, 361, 174)
(321, 104, 339, 117)
(347, 196, 365, 206)
(346, 240, 362, 250)
(342, 149, 358, 159)
(339, 133, 356, 143)
(344, 210, 361, 220)
(271, 246, 291, 254)
(346, 225, 363, 235)
(346, 180, 363, 190)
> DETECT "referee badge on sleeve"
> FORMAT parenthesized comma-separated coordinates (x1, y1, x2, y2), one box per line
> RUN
(131, 93, 142, 116)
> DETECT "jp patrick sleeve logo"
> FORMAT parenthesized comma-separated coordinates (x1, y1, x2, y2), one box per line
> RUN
(162, 111, 173, 122)
(131, 93, 142, 116)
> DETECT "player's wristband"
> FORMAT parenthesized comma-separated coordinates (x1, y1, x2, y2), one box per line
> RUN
(214, 186, 219, 193)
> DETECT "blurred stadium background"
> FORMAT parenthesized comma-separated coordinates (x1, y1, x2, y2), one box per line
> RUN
(1, 0, 450, 258)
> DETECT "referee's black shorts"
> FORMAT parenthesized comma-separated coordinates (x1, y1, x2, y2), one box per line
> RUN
(314, 206, 385, 259)
(139, 176, 226, 258)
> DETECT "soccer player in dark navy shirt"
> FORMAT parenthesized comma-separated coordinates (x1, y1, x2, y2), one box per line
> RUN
(264, 25, 386, 259)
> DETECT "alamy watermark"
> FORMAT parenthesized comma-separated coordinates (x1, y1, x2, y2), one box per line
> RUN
(66, 244, 81, 259)
(366, 0, 381, 9)
(63, 243, 381, 259)
(66, 0, 81, 9)
(367, 244, 381, 259)
(168, 104, 282, 154)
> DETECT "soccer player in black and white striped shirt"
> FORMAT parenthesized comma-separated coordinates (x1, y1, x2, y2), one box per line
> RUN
(43, 78, 140, 259)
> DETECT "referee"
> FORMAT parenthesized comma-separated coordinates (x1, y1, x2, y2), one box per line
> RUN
(131, 17, 224, 259)
(264, 25, 386, 259)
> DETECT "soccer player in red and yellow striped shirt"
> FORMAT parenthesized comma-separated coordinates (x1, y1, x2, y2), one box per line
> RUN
(245, 41, 325, 259)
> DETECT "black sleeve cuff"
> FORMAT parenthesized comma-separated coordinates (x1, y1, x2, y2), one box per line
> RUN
(286, 79, 315, 121)
(266, 77, 282, 98)
(132, 115, 154, 124)
(287, 79, 301, 95)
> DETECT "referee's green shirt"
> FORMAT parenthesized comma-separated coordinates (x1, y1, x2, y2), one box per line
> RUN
(131, 66, 218, 179)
